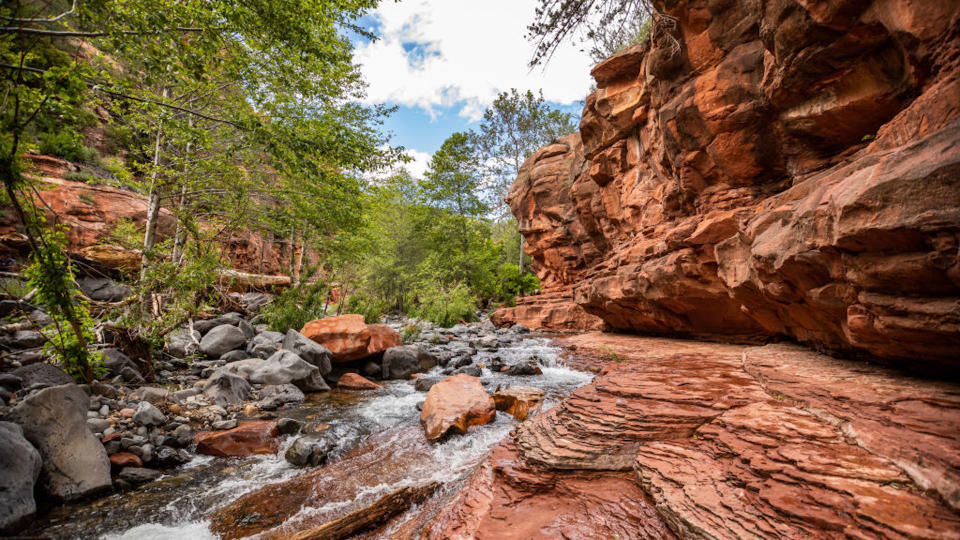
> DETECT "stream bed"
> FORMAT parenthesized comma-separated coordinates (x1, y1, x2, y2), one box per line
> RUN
(27, 335, 592, 539)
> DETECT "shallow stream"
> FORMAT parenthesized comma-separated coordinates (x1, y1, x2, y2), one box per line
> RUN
(28, 336, 592, 539)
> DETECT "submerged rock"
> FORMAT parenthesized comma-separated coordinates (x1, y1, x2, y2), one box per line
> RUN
(284, 436, 330, 467)
(420, 374, 495, 441)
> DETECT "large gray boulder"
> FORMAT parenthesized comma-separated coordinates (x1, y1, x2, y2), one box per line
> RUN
(281, 329, 332, 374)
(76, 276, 132, 302)
(381, 345, 437, 380)
(203, 371, 252, 406)
(258, 383, 305, 410)
(221, 358, 263, 380)
(11, 363, 73, 389)
(0, 421, 41, 534)
(5, 330, 46, 349)
(6, 384, 111, 501)
(101, 348, 143, 383)
(166, 328, 201, 358)
(248, 350, 329, 392)
(247, 331, 283, 359)
(199, 324, 247, 358)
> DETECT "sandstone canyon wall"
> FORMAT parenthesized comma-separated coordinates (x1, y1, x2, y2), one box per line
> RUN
(493, 0, 960, 371)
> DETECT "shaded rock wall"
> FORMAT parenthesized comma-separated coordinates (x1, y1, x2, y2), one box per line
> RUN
(496, 0, 960, 369)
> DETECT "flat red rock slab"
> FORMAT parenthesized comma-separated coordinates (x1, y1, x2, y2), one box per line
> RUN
(422, 439, 676, 540)
(210, 426, 433, 539)
(194, 420, 279, 458)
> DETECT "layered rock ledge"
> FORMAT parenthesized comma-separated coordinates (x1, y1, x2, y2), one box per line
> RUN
(424, 334, 960, 539)
(493, 0, 960, 370)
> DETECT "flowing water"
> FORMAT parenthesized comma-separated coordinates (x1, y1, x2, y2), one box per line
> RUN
(28, 336, 592, 540)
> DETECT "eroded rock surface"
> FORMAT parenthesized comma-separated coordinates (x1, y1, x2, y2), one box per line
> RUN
(493, 0, 960, 370)
(433, 334, 960, 539)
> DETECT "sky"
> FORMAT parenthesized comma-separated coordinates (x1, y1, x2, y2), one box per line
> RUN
(351, 0, 595, 178)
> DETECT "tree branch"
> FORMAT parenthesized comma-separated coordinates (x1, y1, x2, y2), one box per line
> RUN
(0, 0, 77, 23)
(0, 27, 204, 37)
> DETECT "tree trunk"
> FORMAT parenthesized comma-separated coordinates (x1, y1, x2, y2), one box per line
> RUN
(294, 233, 306, 284)
(141, 88, 167, 280)
(171, 117, 192, 266)
(288, 228, 297, 284)
(519, 235, 524, 274)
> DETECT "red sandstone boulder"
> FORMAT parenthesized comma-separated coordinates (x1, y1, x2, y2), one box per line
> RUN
(420, 374, 496, 441)
(108, 452, 142, 469)
(337, 373, 382, 391)
(194, 420, 280, 457)
(492, 386, 544, 421)
(300, 315, 401, 363)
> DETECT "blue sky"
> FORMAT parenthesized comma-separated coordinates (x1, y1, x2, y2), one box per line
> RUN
(350, 1, 595, 177)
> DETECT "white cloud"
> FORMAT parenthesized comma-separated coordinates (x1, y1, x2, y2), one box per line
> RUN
(403, 148, 432, 179)
(355, 0, 594, 122)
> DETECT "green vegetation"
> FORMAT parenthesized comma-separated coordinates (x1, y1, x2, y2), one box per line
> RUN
(261, 279, 330, 333)
(0, 0, 579, 383)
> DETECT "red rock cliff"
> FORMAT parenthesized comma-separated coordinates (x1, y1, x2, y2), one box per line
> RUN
(0, 155, 308, 277)
(495, 0, 960, 370)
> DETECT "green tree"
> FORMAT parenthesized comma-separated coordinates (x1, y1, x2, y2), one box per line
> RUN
(421, 132, 487, 254)
(526, 0, 675, 66)
(1, 0, 396, 369)
(475, 88, 576, 218)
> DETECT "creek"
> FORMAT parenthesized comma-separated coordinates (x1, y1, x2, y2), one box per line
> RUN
(28, 335, 593, 539)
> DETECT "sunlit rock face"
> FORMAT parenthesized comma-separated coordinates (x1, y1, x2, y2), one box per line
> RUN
(495, 0, 960, 370)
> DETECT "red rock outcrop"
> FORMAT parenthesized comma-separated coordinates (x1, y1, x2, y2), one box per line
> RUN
(300, 315, 402, 363)
(428, 334, 960, 539)
(0, 155, 312, 277)
(420, 374, 496, 441)
(494, 0, 960, 370)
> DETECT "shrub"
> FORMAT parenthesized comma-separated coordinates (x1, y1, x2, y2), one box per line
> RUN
(64, 171, 101, 184)
(401, 323, 421, 343)
(342, 291, 389, 324)
(261, 280, 329, 332)
(413, 282, 478, 328)
(39, 130, 96, 163)
(493, 263, 541, 305)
